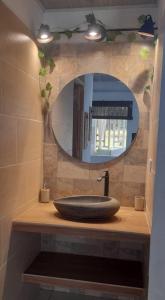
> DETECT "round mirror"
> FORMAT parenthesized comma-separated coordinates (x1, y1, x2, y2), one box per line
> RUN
(51, 73, 139, 164)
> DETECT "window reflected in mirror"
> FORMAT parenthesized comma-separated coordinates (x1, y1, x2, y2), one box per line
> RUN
(51, 73, 139, 164)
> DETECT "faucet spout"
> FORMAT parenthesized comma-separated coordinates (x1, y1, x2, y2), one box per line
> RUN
(97, 170, 109, 197)
(104, 171, 109, 197)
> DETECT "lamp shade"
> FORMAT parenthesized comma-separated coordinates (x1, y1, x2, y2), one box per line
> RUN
(84, 23, 106, 41)
(138, 15, 155, 38)
(37, 24, 54, 44)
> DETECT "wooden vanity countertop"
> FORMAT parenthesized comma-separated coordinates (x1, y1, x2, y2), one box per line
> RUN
(12, 202, 150, 242)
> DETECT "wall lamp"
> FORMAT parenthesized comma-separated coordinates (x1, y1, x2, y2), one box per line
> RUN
(84, 13, 107, 41)
(37, 24, 54, 44)
(36, 14, 157, 44)
(138, 15, 155, 38)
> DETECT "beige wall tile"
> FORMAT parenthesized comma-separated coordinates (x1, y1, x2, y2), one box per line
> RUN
(77, 51, 111, 75)
(73, 179, 103, 196)
(110, 181, 123, 202)
(44, 144, 58, 172)
(122, 182, 145, 207)
(0, 165, 23, 217)
(54, 57, 78, 86)
(0, 3, 40, 79)
(44, 144, 58, 197)
(26, 160, 42, 203)
(17, 119, 42, 163)
(56, 178, 74, 198)
(123, 165, 146, 183)
(0, 115, 17, 167)
(134, 129, 149, 149)
(124, 148, 147, 166)
(0, 61, 41, 121)
(0, 3, 42, 299)
(57, 161, 89, 179)
(0, 161, 41, 217)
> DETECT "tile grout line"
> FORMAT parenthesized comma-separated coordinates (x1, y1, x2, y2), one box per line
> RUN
(0, 57, 39, 82)
(0, 158, 41, 170)
(0, 113, 42, 124)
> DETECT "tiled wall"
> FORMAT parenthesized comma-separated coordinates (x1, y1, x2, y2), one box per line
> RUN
(145, 39, 162, 227)
(44, 42, 154, 207)
(0, 3, 42, 299)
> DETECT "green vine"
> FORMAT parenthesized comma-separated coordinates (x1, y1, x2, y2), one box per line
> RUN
(46, 15, 156, 45)
(38, 48, 55, 115)
(38, 15, 156, 113)
(144, 66, 154, 93)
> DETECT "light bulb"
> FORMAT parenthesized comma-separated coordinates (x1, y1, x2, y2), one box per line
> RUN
(37, 24, 54, 44)
(40, 33, 49, 39)
(89, 31, 98, 37)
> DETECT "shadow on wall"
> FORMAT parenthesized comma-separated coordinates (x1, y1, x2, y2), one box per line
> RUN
(132, 70, 150, 94)
(2, 231, 40, 300)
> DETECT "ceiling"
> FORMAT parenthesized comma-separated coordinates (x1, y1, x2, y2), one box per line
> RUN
(39, 0, 157, 10)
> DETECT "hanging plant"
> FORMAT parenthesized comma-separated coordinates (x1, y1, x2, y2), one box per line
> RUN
(106, 31, 122, 42)
(144, 66, 154, 93)
(38, 48, 55, 116)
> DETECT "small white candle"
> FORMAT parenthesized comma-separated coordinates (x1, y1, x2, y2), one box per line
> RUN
(134, 196, 145, 211)
(40, 188, 50, 203)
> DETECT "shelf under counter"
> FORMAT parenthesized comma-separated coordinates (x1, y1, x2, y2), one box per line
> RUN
(12, 202, 150, 242)
(23, 251, 145, 297)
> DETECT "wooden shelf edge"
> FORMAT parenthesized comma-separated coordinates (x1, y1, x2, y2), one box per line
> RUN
(22, 273, 145, 297)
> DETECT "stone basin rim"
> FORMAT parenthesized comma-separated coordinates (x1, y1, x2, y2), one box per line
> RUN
(53, 195, 120, 207)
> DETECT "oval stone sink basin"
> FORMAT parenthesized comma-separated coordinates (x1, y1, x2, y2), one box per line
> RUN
(53, 195, 120, 221)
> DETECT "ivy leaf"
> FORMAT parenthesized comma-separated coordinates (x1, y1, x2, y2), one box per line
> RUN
(53, 32, 61, 40)
(63, 30, 73, 39)
(38, 49, 45, 59)
(47, 58, 55, 72)
(41, 89, 46, 98)
(140, 46, 150, 60)
(39, 67, 47, 76)
(148, 67, 154, 82)
(145, 85, 151, 92)
(127, 32, 137, 42)
(46, 82, 53, 91)
(138, 15, 146, 25)
(106, 31, 122, 42)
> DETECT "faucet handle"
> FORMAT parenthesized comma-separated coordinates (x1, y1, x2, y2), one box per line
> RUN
(97, 176, 103, 182)
(104, 170, 109, 176)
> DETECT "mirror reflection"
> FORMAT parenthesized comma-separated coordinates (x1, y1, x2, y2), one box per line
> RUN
(51, 73, 139, 164)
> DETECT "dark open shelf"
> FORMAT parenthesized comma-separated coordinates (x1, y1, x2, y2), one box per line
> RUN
(23, 252, 145, 297)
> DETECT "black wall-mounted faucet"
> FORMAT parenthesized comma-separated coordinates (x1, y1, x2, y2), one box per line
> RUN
(97, 170, 109, 197)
